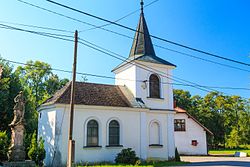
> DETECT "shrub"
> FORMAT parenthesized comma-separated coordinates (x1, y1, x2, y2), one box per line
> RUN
(0, 131, 8, 161)
(28, 131, 46, 166)
(115, 148, 139, 165)
(175, 147, 180, 162)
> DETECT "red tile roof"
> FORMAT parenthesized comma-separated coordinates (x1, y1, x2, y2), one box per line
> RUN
(43, 82, 132, 107)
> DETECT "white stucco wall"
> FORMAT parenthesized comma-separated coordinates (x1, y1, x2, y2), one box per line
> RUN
(38, 107, 56, 166)
(114, 61, 174, 110)
(174, 113, 207, 155)
(146, 112, 169, 159)
(39, 104, 175, 166)
(115, 64, 136, 96)
(39, 59, 177, 166)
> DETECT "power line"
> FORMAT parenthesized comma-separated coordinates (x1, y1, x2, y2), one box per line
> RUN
(0, 23, 74, 41)
(15, 0, 250, 73)
(79, 0, 159, 32)
(2, 57, 250, 91)
(154, 44, 250, 73)
(46, 0, 250, 67)
(77, 38, 214, 93)
(79, 40, 250, 92)
(0, 20, 74, 33)
(0, 23, 249, 95)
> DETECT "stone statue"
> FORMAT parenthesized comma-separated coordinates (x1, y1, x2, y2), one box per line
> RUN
(3, 91, 35, 167)
(8, 91, 26, 161)
(9, 91, 25, 126)
(0, 65, 3, 79)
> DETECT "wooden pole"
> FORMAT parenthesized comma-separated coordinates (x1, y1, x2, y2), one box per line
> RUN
(67, 30, 78, 167)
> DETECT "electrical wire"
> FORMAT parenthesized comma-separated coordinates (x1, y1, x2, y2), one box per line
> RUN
(15, 0, 250, 73)
(2, 57, 250, 91)
(0, 20, 74, 33)
(79, 0, 159, 32)
(0, 23, 249, 95)
(46, 0, 250, 67)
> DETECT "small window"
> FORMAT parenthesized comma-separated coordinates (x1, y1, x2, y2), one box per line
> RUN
(174, 119, 186, 131)
(149, 74, 160, 98)
(87, 120, 98, 146)
(109, 120, 120, 146)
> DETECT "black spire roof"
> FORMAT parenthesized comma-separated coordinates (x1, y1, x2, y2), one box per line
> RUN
(128, 1, 176, 67)
(129, 6, 156, 58)
(112, 1, 176, 72)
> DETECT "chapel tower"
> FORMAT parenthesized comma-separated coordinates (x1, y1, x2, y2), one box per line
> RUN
(113, 0, 176, 110)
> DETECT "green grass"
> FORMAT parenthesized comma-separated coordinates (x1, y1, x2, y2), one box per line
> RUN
(77, 161, 189, 167)
(209, 149, 250, 156)
(77, 166, 153, 167)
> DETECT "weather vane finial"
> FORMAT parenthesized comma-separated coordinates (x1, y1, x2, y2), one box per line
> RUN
(140, 0, 144, 13)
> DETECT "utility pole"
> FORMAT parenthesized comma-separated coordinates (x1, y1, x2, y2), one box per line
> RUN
(67, 30, 78, 167)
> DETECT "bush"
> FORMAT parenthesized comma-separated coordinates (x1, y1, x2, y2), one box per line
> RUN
(28, 131, 46, 166)
(175, 147, 180, 162)
(115, 148, 139, 165)
(0, 131, 8, 161)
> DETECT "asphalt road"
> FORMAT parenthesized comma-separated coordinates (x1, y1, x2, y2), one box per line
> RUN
(180, 156, 250, 167)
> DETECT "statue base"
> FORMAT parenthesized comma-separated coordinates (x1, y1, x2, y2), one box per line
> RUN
(2, 160, 36, 167)
(8, 124, 26, 161)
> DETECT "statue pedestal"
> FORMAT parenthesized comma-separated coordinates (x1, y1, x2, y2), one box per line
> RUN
(8, 124, 26, 161)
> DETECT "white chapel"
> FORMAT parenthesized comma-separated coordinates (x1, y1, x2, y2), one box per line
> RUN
(38, 1, 179, 166)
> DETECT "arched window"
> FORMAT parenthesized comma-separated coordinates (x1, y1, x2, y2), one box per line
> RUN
(87, 120, 98, 146)
(109, 120, 120, 146)
(150, 122, 160, 145)
(149, 74, 160, 98)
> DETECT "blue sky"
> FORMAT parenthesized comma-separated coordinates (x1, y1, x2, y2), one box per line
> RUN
(0, 0, 249, 98)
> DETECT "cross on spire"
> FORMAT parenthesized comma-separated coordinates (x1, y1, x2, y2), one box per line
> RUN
(140, 0, 144, 13)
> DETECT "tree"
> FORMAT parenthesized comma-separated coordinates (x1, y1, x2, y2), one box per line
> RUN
(173, 89, 192, 110)
(0, 131, 8, 161)
(45, 74, 69, 97)
(15, 61, 69, 134)
(0, 58, 22, 131)
(15, 61, 52, 107)
(28, 131, 46, 166)
(16, 61, 69, 107)
(226, 127, 240, 148)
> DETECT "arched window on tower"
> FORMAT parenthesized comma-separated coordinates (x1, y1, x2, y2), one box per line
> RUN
(149, 74, 160, 98)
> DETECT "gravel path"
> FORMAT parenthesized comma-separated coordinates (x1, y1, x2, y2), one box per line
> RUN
(180, 156, 250, 167)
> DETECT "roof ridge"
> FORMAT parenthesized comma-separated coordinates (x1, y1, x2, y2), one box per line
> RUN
(42, 81, 71, 105)
(54, 81, 71, 103)
(75, 81, 117, 87)
(116, 85, 132, 107)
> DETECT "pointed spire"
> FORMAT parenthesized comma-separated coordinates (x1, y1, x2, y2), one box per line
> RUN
(129, 0, 156, 59)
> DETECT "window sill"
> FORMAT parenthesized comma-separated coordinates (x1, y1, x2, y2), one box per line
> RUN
(147, 97, 164, 100)
(83, 146, 102, 149)
(149, 144, 163, 148)
(174, 130, 186, 132)
(106, 145, 123, 148)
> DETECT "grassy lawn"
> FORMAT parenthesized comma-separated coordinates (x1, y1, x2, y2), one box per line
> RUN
(209, 149, 250, 156)
(77, 161, 189, 167)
